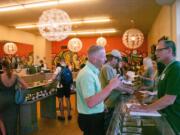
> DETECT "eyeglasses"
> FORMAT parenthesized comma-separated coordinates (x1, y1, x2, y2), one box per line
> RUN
(155, 47, 169, 52)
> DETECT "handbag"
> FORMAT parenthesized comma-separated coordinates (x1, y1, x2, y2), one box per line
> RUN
(15, 87, 25, 104)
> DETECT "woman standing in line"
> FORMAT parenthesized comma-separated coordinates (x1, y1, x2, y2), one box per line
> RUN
(0, 60, 28, 135)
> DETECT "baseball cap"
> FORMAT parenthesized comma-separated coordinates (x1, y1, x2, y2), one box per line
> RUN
(111, 49, 122, 59)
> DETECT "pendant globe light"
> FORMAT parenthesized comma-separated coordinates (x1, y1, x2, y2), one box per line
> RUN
(96, 37, 107, 47)
(68, 38, 83, 52)
(38, 9, 72, 41)
(3, 42, 17, 55)
(122, 28, 144, 49)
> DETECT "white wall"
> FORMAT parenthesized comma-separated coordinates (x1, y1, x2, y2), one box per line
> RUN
(148, 1, 180, 60)
(0, 25, 52, 67)
(172, 2, 177, 42)
(0, 25, 35, 44)
(175, 0, 180, 60)
(147, 6, 172, 53)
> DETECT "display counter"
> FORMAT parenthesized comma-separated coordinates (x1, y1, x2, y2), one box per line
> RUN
(19, 73, 57, 135)
(106, 94, 176, 135)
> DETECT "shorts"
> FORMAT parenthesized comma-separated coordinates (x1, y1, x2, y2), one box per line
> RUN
(57, 85, 71, 98)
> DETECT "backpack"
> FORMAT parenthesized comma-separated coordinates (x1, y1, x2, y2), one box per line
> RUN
(59, 67, 73, 86)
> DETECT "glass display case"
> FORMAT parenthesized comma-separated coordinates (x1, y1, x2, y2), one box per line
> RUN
(106, 95, 176, 135)
(19, 73, 58, 135)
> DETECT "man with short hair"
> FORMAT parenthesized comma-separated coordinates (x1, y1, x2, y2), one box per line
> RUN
(131, 40, 180, 134)
(76, 45, 121, 135)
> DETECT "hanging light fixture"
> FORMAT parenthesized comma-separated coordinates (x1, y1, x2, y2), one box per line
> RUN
(122, 28, 144, 49)
(68, 38, 83, 52)
(38, 9, 72, 41)
(96, 37, 107, 47)
(3, 42, 17, 55)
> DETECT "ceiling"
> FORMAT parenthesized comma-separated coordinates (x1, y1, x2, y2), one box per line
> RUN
(0, 0, 162, 37)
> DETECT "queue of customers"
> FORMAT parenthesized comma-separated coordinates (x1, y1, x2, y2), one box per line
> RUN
(76, 40, 180, 135)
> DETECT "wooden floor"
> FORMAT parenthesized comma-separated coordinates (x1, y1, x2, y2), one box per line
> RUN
(30, 95, 83, 135)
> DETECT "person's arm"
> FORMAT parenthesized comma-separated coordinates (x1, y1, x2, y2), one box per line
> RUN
(130, 94, 176, 112)
(48, 67, 61, 82)
(85, 76, 121, 108)
(0, 119, 6, 135)
(131, 64, 180, 112)
(49, 74, 57, 82)
(16, 75, 28, 89)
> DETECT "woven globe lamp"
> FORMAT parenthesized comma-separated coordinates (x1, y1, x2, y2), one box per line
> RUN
(122, 28, 144, 49)
(68, 38, 83, 52)
(38, 9, 72, 41)
(3, 42, 17, 55)
(96, 37, 107, 47)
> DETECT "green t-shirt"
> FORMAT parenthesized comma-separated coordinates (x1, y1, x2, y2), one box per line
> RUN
(157, 61, 180, 133)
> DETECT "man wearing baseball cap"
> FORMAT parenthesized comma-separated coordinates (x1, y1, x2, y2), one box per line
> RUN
(99, 49, 133, 132)
(100, 49, 122, 89)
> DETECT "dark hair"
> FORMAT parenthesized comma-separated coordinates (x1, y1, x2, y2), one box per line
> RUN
(56, 63, 60, 67)
(2, 60, 12, 78)
(158, 36, 169, 43)
(80, 63, 86, 69)
(163, 40, 176, 56)
(106, 54, 114, 62)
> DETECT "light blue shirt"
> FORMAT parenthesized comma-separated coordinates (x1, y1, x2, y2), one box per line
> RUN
(76, 61, 104, 114)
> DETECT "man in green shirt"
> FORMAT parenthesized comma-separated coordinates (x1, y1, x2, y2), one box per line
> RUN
(131, 40, 180, 134)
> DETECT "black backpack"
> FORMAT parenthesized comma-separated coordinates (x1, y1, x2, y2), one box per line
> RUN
(59, 67, 73, 86)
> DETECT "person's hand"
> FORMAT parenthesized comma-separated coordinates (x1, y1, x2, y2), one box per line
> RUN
(126, 88, 134, 94)
(108, 75, 121, 90)
(129, 104, 150, 112)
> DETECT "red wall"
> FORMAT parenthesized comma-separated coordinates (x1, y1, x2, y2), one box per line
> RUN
(52, 36, 148, 56)
(0, 42, 33, 57)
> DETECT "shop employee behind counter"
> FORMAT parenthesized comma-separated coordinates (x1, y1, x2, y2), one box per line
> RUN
(130, 40, 180, 134)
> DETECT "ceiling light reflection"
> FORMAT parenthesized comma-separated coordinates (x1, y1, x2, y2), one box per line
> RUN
(0, 0, 90, 12)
